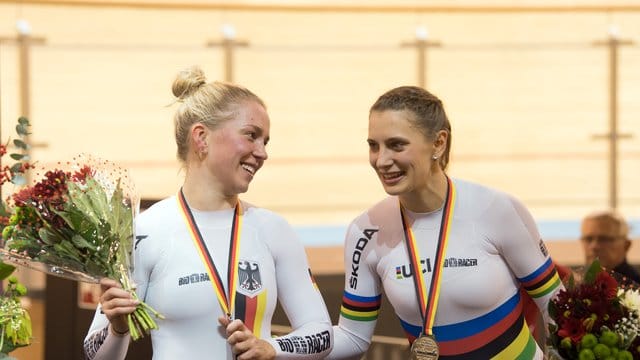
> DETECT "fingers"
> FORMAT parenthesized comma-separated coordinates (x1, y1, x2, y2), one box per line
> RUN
(222, 320, 276, 359)
(99, 278, 138, 322)
(225, 319, 249, 337)
(224, 320, 253, 354)
(99, 277, 122, 293)
(229, 333, 260, 359)
(218, 316, 231, 328)
(235, 339, 276, 360)
(101, 297, 139, 316)
(100, 287, 137, 313)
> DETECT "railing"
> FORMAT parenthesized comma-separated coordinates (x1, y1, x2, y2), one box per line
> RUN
(271, 325, 409, 359)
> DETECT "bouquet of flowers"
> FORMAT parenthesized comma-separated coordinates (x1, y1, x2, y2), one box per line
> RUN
(1, 153, 163, 340)
(548, 259, 640, 360)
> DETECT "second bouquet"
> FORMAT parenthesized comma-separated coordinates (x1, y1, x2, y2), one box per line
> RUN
(1, 155, 163, 340)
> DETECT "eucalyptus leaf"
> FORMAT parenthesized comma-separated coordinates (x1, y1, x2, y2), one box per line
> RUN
(10, 175, 26, 186)
(10, 163, 23, 173)
(12, 139, 27, 150)
(15, 124, 30, 136)
(17, 116, 29, 126)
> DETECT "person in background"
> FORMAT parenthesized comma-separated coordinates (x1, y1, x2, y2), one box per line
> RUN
(83, 66, 332, 360)
(580, 210, 640, 284)
(327, 86, 564, 360)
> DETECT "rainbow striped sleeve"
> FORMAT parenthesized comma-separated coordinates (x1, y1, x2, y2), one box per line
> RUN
(517, 258, 561, 299)
(340, 291, 381, 322)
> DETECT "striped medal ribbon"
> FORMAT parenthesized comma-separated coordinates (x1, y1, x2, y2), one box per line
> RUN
(400, 176, 456, 358)
(177, 188, 242, 320)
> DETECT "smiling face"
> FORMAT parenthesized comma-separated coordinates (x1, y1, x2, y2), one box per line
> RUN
(367, 109, 443, 201)
(205, 101, 270, 196)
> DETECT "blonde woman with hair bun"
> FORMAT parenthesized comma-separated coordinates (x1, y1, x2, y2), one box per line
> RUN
(84, 66, 333, 360)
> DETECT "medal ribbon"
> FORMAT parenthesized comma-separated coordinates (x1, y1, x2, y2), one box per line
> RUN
(400, 176, 456, 337)
(177, 188, 242, 319)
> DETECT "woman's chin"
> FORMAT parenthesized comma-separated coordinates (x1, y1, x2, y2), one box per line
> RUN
(380, 184, 404, 196)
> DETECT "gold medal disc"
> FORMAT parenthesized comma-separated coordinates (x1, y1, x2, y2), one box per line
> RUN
(410, 335, 439, 360)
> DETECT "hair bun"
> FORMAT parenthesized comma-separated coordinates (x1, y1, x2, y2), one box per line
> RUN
(172, 66, 207, 100)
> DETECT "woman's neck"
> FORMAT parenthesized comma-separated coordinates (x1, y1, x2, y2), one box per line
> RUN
(399, 172, 448, 213)
(181, 176, 237, 211)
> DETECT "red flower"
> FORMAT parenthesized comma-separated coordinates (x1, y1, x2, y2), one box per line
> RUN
(557, 317, 587, 343)
(29, 170, 71, 229)
(11, 187, 34, 207)
(72, 165, 94, 183)
(594, 271, 618, 299)
(548, 260, 637, 359)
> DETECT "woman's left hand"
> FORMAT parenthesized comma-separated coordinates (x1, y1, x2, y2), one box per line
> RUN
(219, 316, 276, 360)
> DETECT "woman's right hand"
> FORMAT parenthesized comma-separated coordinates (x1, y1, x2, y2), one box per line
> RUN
(99, 278, 139, 335)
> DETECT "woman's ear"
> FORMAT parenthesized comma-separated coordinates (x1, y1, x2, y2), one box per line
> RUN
(432, 130, 448, 158)
(191, 123, 209, 157)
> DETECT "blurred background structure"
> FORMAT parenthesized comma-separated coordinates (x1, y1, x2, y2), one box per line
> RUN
(0, 0, 640, 359)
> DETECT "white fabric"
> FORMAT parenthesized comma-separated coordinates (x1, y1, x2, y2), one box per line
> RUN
(328, 178, 562, 359)
(85, 197, 332, 359)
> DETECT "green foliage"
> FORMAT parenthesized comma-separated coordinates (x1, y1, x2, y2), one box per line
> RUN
(584, 259, 603, 285)
(0, 275, 32, 354)
(15, 116, 30, 137)
(0, 265, 15, 282)
(1, 155, 162, 340)
(0, 117, 34, 355)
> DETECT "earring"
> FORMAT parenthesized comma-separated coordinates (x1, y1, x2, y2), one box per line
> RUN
(432, 155, 438, 160)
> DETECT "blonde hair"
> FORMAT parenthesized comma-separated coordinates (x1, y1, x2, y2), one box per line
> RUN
(171, 66, 265, 163)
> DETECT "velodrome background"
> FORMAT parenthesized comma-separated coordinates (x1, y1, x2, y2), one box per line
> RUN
(0, 1, 639, 358)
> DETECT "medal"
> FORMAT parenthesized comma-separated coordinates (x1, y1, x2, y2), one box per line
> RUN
(410, 334, 439, 360)
(401, 176, 456, 359)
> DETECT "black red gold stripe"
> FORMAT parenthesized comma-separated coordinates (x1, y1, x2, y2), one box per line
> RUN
(177, 189, 242, 318)
(400, 176, 456, 337)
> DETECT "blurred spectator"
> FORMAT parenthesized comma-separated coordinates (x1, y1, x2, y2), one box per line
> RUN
(580, 210, 640, 284)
